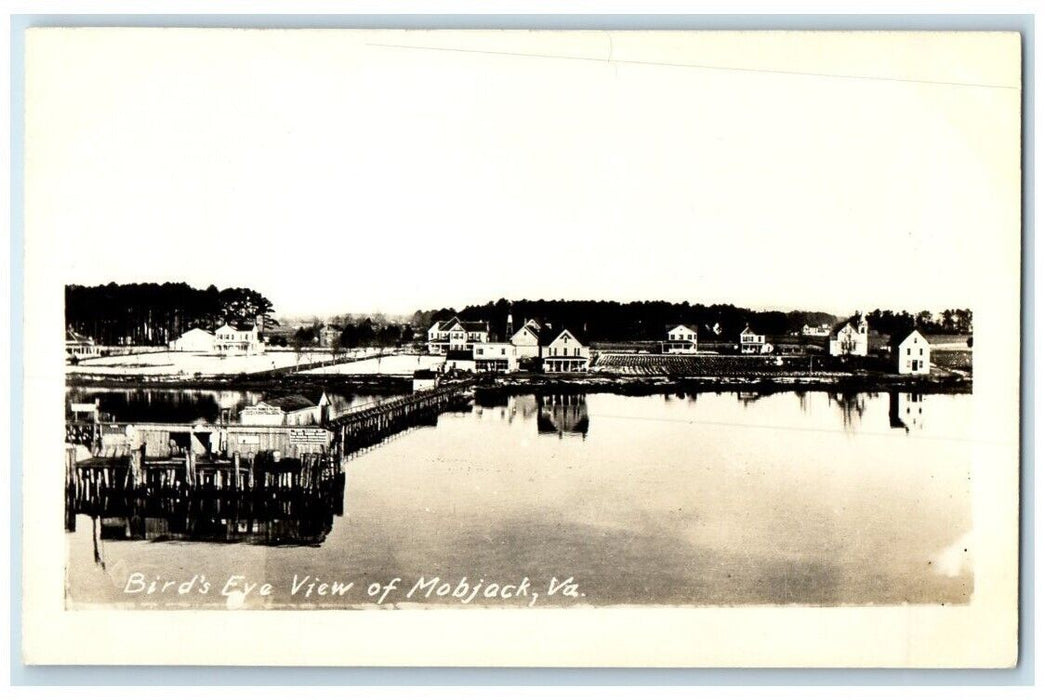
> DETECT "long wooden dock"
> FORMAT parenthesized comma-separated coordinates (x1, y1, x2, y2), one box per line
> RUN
(328, 383, 473, 458)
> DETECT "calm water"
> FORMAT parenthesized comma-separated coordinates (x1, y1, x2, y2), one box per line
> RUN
(66, 390, 973, 608)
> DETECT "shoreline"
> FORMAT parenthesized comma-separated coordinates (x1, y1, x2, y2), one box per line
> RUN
(66, 369, 971, 398)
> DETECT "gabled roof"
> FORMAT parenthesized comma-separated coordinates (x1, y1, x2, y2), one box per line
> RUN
(539, 325, 588, 346)
(511, 324, 540, 342)
(265, 394, 316, 412)
(216, 321, 258, 333)
(666, 324, 699, 336)
(831, 314, 867, 336)
(887, 329, 926, 353)
(178, 327, 214, 338)
(740, 325, 761, 336)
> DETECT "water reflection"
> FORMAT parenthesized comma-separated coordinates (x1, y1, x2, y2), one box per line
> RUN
(537, 394, 589, 438)
(889, 391, 927, 433)
(66, 387, 389, 424)
(66, 459, 346, 552)
(828, 392, 869, 430)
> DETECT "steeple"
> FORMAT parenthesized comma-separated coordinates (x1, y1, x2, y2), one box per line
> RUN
(506, 305, 514, 340)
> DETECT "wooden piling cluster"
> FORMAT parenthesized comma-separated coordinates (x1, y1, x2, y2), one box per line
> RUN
(328, 384, 472, 458)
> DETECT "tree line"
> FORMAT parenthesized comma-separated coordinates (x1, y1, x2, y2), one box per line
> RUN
(65, 282, 277, 346)
(410, 300, 973, 343)
(411, 299, 840, 342)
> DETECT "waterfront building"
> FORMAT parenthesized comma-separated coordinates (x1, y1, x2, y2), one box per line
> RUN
(895, 330, 931, 375)
(510, 319, 542, 358)
(663, 324, 699, 354)
(473, 342, 520, 373)
(412, 369, 440, 392)
(739, 326, 768, 354)
(829, 313, 869, 357)
(169, 327, 216, 353)
(443, 348, 477, 373)
(66, 329, 101, 360)
(239, 393, 330, 427)
(540, 327, 590, 373)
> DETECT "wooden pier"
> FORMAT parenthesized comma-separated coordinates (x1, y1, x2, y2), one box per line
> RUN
(328, 383, 473, 458)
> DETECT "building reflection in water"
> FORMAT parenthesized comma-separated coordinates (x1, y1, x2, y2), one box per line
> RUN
(828, 392, 868, 430)
(537, 394, 589, 439)
(888, 391, 926, 433)
(506, 395, 538, 424)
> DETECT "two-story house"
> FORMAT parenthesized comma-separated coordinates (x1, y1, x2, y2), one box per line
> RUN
(509, 319, 542, 358)
(473, 342, 520, 373)
(540, 327, 590, 373)
(663, 324, 699, 354)
(739, 326, 767, 354)
(427, 316, 490, 354)
(214, 320, 263, 356)
(894, 330, 931, 375)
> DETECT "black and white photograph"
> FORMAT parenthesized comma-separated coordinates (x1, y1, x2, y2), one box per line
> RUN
(21, 27, 1021, 667)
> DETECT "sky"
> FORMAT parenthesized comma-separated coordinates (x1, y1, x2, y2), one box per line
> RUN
(26, 29, 1021, 318)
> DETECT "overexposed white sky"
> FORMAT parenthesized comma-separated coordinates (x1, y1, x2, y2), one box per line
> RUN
(26, 29, 1021, 317)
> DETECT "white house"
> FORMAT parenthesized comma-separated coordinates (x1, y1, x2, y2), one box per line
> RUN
(473, 342, 520, 373)
(896, 330, 931, 375)
(739, 326, 768, 354)
(540, 328, 590, 373)
(169, 327, 216, 353)
(215, 322, 263, 356)
(509, 319, 542, 358)
(427, 317, 489, 354)
(663, 324, 699, 354)
(829, 314, 869, 357)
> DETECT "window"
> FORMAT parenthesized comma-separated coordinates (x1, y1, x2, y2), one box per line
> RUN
(919, 348, 924, 356)
(907, 348, 911, 355)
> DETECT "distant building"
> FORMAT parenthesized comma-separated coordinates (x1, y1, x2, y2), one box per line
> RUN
(801, 323, 832, 337)
(66, 329, 100, 360)
(540, 327, 589, 373)
(829, 314, 869, 357)
(663, 324, 699, 354)
(427, 316, 490, 354)
(319, 326, 341, 348)
(509, 319, 542, 358)
(215, 321, 263, 356)
(473, 342, 520, 373)
(739, 326, 768, 354)
(169, 328, 216, 353)
(895, 330, 931, 375)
